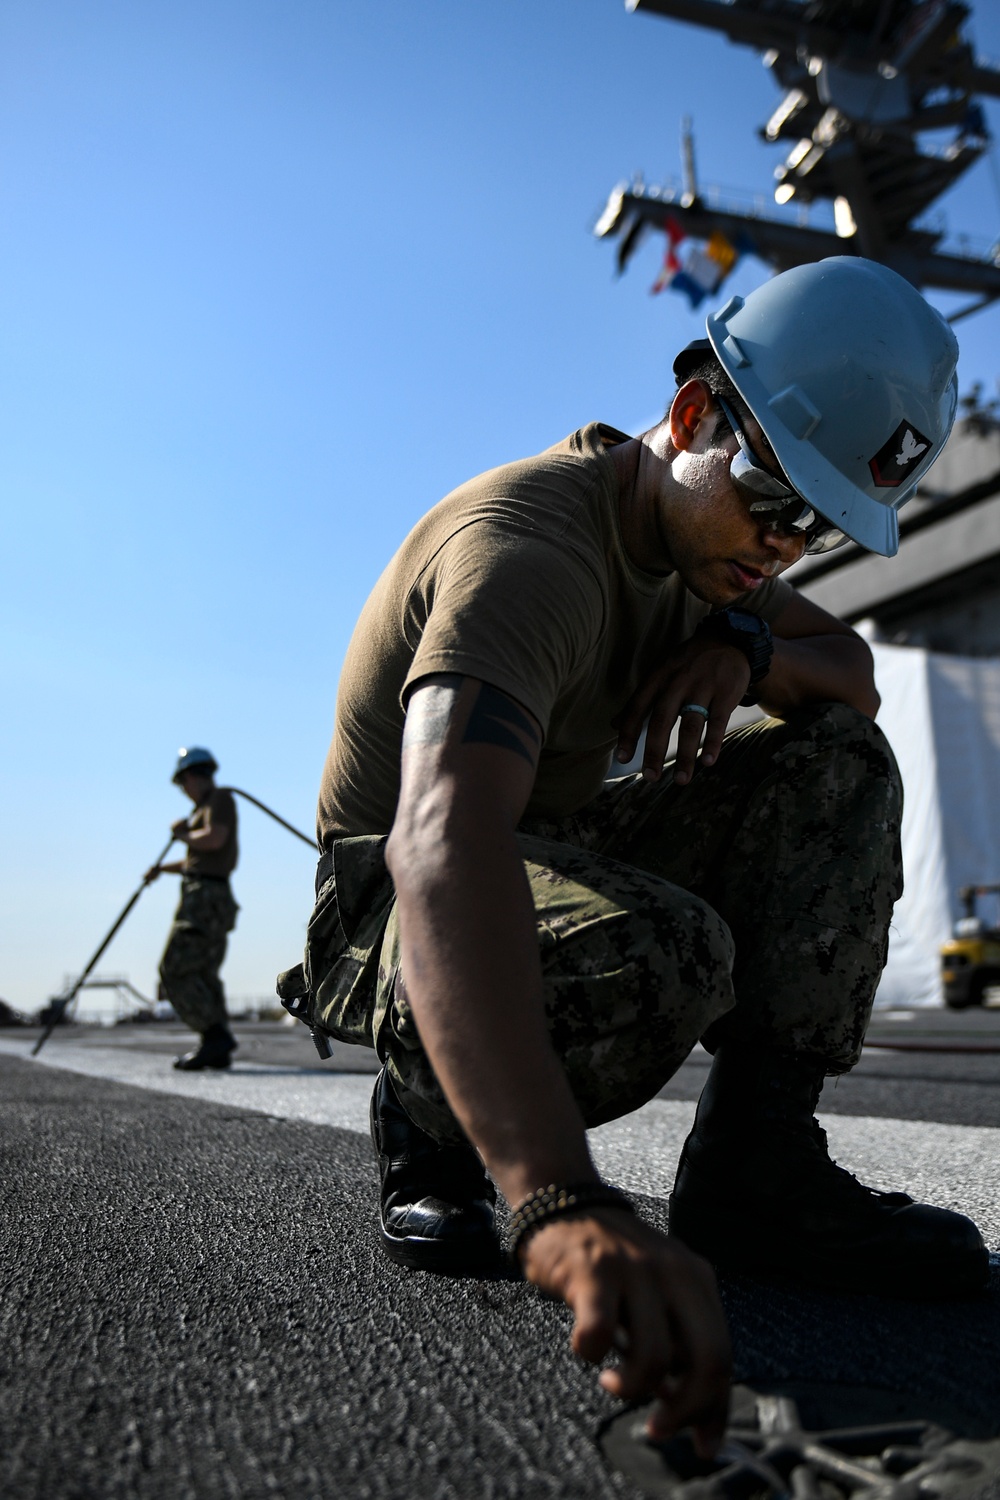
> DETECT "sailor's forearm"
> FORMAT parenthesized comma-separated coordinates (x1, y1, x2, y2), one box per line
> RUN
(386, 812, 597, 1205)
(760, 634, 879, 718)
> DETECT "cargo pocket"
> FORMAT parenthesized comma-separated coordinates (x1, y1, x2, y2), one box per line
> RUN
(304, 837, 395, 1049)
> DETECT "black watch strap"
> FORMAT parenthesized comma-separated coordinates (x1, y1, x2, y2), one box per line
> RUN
(694, 608, 773, 706)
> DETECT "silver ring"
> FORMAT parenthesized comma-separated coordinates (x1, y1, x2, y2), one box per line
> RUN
(680, 703, 710, 720)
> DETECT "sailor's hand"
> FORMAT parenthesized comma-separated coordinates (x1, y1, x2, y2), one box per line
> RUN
(519, 1210, 731, 1453)
(143, 865, 162, 884)
(613, 640, 750, 785)
(170, 817, 191, 841)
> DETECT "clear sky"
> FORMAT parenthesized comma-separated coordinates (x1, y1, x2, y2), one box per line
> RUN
(3, 0, 1000, 1015)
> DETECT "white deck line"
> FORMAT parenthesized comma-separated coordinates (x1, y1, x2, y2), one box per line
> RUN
(3, 1035, 998, 1247)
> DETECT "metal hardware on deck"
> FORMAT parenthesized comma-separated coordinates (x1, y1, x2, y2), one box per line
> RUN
(601, 1384, 1000, 1500)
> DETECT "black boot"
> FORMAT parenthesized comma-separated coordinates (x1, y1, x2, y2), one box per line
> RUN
(369, 1065, 500, 1274)
(173, 1023, 237, 1071)
(669, 1045, 988, 1299)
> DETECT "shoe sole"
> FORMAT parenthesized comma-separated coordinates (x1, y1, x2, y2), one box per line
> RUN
(378, 1224, 502, 1277)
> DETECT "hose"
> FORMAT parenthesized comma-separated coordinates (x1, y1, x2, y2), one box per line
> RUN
(227, 787, 314, 849)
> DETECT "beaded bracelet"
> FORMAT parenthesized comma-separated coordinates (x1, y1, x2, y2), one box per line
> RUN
(509, 1181, 635, 1264)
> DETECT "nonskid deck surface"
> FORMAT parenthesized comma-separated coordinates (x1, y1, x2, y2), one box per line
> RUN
(2, 1021, 999, 1499)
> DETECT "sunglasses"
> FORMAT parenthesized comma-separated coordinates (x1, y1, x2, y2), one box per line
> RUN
(716, 396, 848, 555)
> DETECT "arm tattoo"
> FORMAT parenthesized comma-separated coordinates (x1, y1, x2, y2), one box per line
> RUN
(462, 682, 540, 768)
(403, 675, 540, 768)
(402, 676, 463, 748)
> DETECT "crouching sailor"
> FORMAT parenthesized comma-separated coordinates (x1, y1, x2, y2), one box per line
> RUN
(280, 259, 987, 1449)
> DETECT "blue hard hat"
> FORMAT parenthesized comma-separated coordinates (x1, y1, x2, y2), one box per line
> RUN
(676, 258, 959, 557)
(172, 746, 218, 783)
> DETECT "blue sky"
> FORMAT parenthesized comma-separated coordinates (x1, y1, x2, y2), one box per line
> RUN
(3, 0, 1000, 1014)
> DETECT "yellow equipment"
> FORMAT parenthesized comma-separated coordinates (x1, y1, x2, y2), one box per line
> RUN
(940, 885, 1000, 1009)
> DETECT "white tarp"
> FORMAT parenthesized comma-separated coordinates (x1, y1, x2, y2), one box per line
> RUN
(872, 643, 1000, 1007)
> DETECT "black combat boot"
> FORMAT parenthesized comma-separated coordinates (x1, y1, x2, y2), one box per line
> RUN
(370, 1065, 500, 1274)
(173, 1023, 238, 1071)
(669, 1045, 988, 1298)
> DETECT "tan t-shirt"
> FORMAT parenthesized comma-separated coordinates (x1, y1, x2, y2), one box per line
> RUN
(184, 787, 239, 878)
(318, 423, 792, 844)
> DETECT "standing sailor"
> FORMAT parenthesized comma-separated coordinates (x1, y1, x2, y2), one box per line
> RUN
(146, 747, 240, 1070)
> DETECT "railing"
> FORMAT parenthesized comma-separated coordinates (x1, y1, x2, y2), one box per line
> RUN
(613, 175, 1000, 264)
(618, 174, 837, 228)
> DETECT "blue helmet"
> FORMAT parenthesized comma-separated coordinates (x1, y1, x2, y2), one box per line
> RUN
(677, 257, 959, 557)
(172, 746, 218, 784)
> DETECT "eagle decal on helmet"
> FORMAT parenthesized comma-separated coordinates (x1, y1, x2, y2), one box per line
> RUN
(869, 420, 932, 488)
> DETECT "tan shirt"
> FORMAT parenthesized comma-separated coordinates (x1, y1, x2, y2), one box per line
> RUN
(184, 787, 239, 878)
(318, 423, 792, 844)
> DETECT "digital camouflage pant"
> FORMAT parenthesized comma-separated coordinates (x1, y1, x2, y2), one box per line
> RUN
(298, 703, 903, 1145)
(159, 877, 238, 1035)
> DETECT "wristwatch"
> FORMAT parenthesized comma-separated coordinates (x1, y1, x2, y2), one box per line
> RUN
(694, 608, 773, 706)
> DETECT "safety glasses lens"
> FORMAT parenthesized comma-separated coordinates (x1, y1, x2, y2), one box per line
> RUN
(805, 526, 849, 555)
(729, 445, 799, 504)
(719, 395, 845, 553)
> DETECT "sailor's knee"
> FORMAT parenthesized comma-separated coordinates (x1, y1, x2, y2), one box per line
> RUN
(800, 702, 901, 804)
(810, 698, 889, 751)
(159, 957, 180, 990)
(160, 934, 200, 985)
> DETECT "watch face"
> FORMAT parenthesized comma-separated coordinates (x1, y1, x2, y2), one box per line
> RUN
(727, 609, 759, 634)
